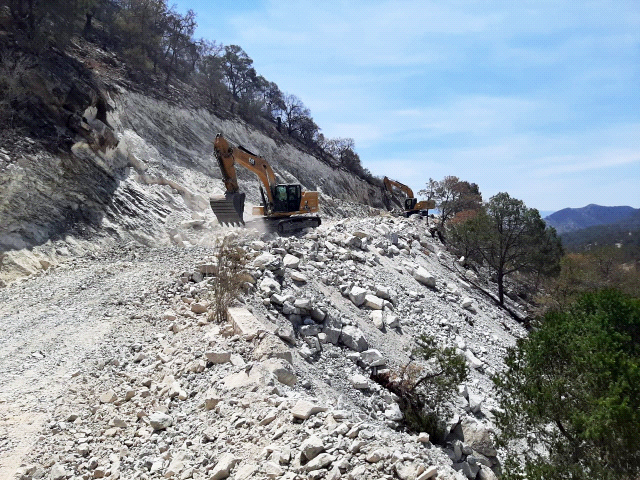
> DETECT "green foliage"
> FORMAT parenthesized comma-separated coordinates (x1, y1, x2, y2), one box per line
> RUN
(5, 0, 95, 48)
(536, 248, 640, 314)
(375, 335, 468, 443)
(493, 290, 640, 480)
(448, 192, 563, 305)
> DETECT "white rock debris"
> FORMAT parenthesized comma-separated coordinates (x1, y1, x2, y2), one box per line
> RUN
(1, 213, 528, 480)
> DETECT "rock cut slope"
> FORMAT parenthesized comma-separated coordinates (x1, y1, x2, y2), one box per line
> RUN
(3, 214, 525, 480)
(0, 40, 385, 286)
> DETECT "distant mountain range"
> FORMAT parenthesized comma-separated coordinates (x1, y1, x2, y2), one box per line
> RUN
(544, 204, 639, 234)
(543, 205, 640, 253)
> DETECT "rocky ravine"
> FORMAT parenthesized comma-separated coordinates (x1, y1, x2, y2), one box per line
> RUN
(1, 214, 526, 480)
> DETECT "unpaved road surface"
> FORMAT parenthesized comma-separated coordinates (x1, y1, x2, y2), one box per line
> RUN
(0, 243, 208, 478)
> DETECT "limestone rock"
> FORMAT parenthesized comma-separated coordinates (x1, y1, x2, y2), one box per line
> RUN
(50, 463, 68, 480)
(305, 453, 335, 471)
(339, 325, 368, 352)
(190, 302, 208, 314)
(205, 350, 231, 364)
(384, 314, 400, 328)
(260, 277, 281, 294)
(290, 271, 308, 283)
(203, 389, 222, 410)
(350, 374, 369, 389)
(261, 358, 297, 386)
(228, 306, 268, 340)
(364, 294, 384, 310)
(413, 267, 436, 288)
(461, 419, 497, 456)
(461, 297, 476, 313)
(209, 453, 240, 480)
(348, 286, 367, 306)
(301, 435, 325, 460)
(370, 310, 385, 330)
(283, 254, 300, 269)
(291, 400, 328, 420)
(254, 253, 282, 271)
(417, 466, 438, 480)
(477, 466, 498, 480)
(149, 412, 173, 431)
(361, 349, 386, 367)
(99, 390, 117, 404)
(254, 334, 293, 364)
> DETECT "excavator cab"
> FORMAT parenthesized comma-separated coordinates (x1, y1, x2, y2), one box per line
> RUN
(272, 184, 302, 213)
(404, 198, 418, 211)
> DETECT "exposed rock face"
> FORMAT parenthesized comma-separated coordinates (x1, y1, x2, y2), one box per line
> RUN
(1, 45, 385, 285)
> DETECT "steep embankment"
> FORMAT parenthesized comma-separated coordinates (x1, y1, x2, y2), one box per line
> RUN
(0, 46, 383, 285)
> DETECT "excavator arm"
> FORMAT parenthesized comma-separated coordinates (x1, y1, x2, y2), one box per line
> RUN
(214, 134, 277, 203)
(383, 176, 414, 198)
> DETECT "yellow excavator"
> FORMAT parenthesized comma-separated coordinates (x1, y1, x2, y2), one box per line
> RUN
(383, 176, 435, 217)
(210, 133, 321, 233)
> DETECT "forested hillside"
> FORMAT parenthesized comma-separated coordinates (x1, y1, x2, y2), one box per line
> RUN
(0, 0, 373, 181)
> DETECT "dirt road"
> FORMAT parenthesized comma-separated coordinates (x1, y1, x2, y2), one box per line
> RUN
(0, 243, 206, 478)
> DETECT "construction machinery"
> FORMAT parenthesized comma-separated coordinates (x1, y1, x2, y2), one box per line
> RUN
(210, 133, 321, 233)
(383, 176, 435, 217)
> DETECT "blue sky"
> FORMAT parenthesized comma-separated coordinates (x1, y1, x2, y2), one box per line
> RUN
(175, 0, 640, 212)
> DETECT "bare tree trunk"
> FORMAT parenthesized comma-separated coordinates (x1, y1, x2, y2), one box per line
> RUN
(83, 13, 93, 38)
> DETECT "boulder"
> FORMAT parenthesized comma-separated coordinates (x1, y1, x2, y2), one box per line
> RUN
(283, 254, 300, 269)
(348, 286, 367, 307)
(148, 412, 173, 430)
(350, 374, 369, 389)
(361, 349, 386, 367)
(413, 267, 436, 288)
(291, 400, 328, 420)
(209, 453, 240, 480)
(253, 253, 283, 271)
(364, 294, 384, 310)
(461, 419, 497, 456)
(301, 435, 325, 460)
(340, 325, 368, 352)
(370, 311, 385, 330)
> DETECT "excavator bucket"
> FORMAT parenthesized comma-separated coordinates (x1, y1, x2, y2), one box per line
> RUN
(210, 192, 246, 226)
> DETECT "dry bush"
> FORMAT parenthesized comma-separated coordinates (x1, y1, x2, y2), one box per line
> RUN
(0, 55, 30, 129)
(208, 235, 248, 324)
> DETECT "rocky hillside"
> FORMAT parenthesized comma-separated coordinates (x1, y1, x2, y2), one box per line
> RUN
(0, 40, 386, 285)
(2, 214, 521, 480)
(544, 204, 638, 234)
(1, 35, 519, 480)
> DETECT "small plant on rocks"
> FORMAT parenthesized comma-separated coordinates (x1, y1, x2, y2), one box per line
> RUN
(374, 334, 468, 443)
(208, 235, 248, 323)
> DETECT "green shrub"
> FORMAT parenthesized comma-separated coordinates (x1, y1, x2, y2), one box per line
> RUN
(493, 290, 640, 480)
(374, 334, 468, 443)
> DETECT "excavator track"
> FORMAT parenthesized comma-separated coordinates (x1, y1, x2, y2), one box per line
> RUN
(210, 192, 246, 226)
(273, 216, 322, 234)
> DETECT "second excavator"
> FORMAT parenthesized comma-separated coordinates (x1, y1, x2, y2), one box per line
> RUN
(210, 133, 321, 233)
(383, 176, 435, 217)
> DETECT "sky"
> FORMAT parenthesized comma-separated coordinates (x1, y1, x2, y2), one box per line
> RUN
(174, 0, 640, 213)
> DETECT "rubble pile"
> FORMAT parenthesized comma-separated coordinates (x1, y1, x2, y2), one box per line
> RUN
(12, 214, 527, 480)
